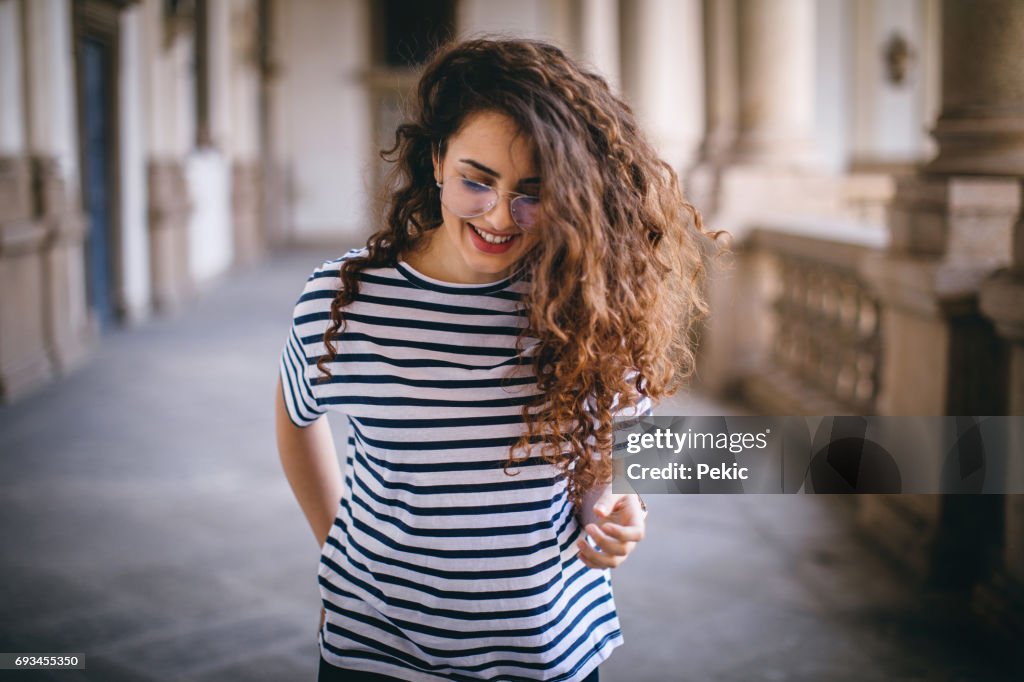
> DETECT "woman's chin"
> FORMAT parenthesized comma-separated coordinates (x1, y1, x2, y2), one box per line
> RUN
(460, 226, 522, 278)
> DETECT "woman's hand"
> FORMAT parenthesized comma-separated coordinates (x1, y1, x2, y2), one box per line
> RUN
(576, 494, 646, 569)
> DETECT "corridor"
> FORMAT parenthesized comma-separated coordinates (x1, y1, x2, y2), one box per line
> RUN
(0, 250, 1018, 682)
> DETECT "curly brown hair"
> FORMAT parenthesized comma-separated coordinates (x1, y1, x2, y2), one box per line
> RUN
(317, 37, 718, 512)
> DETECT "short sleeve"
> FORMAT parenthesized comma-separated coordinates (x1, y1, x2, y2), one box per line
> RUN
(614, 391, 653, 419)
(611, 371, 654, 419)
(586, 375, 654, 461)
(278, 260, 337, 428)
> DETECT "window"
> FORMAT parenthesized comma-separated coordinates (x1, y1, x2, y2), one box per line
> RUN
(375, 0, 454, 68)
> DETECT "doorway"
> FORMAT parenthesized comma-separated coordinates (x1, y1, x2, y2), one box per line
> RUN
(74, 1, 123, 331)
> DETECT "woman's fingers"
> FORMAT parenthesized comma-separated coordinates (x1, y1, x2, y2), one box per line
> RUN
(576, 525, 639, 569)
(595, 495, 643, 524)
(576, 536, 622, 569)
(585, 523, 630, 555)
(600, 522, 645, 543)
(579, 496, 647, 569)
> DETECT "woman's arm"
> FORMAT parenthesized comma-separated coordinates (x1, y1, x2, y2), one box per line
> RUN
(274, 376, 343, 548)
(578, 480, 617, 529)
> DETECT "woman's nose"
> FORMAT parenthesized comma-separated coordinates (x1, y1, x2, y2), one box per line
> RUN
(481, 193, 518, 232)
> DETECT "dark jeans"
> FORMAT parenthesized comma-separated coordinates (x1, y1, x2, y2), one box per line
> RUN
(318, 655, 600, 682)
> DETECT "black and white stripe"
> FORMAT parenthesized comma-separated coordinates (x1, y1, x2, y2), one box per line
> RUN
(280, 250, 650, 681)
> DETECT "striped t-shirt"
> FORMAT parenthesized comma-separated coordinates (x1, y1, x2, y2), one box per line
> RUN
(279, 250, 649, 681)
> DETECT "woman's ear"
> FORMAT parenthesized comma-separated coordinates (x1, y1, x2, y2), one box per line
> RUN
(432, 144, 441, 184)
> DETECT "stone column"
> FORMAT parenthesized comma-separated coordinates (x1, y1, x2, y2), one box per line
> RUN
(142, 0, 193, 311)
(976, 183, 1024, 637)
(732, 0, 816, 167)
(859, 0, 1023, 606)
(186, 0, 235, 284)
(228, 0, 264, 266)
(619, 0, 705, 172)
(0, 0, 25, 156)
(207, 0, 233, 151)
(576, 0, 620, 91)
(147, 160, 193, 313)
(926, 0, 1024, 175)
(0, 0, 53, 402)
(683, 0, 738, 221)
(703, 0, 843, 229)
(117, 3, 153, 324)
(22, 0, 95, 375)
(257, 0, 288, 248)
(698, 0, 738, 166)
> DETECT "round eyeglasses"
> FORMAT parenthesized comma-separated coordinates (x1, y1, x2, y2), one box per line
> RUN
(436, 177, 541, 232)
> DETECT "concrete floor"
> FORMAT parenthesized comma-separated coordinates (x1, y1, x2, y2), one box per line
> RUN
(0, 249, 1019, 681)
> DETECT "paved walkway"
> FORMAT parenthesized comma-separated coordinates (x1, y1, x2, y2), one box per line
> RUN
(0, 249, 1019, 681)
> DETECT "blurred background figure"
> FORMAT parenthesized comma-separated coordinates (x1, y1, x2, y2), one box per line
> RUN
(0, 1, 1021, 680)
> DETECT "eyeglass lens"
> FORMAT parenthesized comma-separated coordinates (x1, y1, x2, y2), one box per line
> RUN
(442, 178, 540, 231)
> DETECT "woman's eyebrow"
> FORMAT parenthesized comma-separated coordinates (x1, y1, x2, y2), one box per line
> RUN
(458, 158, 541, 184)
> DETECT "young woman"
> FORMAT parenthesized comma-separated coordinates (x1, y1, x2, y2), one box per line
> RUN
(276, 38, 712, 682)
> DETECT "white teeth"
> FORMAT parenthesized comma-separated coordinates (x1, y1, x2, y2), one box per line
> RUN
(471, 224, 514, 244)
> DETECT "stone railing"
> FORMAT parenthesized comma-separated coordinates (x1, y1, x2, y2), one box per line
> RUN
(739, 226, 886, 415)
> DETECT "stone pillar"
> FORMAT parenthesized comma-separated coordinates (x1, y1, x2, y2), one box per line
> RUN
(228, 0, 264, 266)
(701, 0, 843, 229)
(683, 0, 738, 219)
(231, 161, 262, 265)
(926, 0, 1024, 176)
(187, 0, 235, 283)
(147, 160, 193, 313)
(619, 0, 705, 172)
(0, 158, 49, 403)
(865, 178, 1016, 417)
(576, 0, 620, 91)
(732, 0, 816, 167)
(208, 0, 233, 151)
(976, 183, 1024, 640)
(22, 0, 95, 375)
(256, 0, 288, 248)
(698, 0, 738, 166)
(117, 3, 153, 324)
(859, 0, 1022, 606)
(0, 0, 54, 403)
(142, 0, 194, 311)
(0, 0, 24, 156)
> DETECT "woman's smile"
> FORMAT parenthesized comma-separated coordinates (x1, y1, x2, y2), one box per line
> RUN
(467, 221, 522, 253)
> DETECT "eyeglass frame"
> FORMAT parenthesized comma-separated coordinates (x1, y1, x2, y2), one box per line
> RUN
(435, 174, 542, 232)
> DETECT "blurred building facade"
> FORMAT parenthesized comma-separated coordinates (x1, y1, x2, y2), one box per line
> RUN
(0, 0, 1020, 640)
